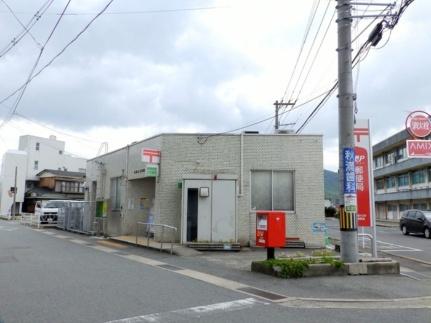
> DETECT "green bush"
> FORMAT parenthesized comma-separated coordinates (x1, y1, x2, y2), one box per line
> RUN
(266, 258, 310, 278)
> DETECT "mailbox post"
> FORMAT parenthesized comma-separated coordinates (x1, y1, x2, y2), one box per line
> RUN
(256, 211, 286, 259)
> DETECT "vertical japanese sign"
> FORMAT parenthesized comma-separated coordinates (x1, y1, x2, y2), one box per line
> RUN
(343, 147, 357, 212)
(354, 119, 372, 227)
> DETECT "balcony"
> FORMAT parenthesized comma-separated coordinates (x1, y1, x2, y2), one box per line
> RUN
(374, 158, 431, 178)
(374, 187, 431, 202)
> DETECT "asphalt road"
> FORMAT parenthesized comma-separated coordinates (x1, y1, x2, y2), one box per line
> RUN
(0, 220, 430, 323)
(326, 217, 431, 264)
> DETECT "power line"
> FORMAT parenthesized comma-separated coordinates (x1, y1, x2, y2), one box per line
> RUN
(295, 0, 416, 134)
(0, 0, 73, 130)
(0, 6, 230, 16)
(287, 0, 332, 105)
(280, 6, 336, 127)
(280, 0, 321, 103)
(13, 112, 102, 145)
(0, 0, 54, 58)
(0, 0, 116, 108)
(0, 0, 41, 48)
(197, 89, 333, 144)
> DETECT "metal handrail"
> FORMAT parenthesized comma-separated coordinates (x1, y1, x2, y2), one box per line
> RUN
(136, 222, 178, 254)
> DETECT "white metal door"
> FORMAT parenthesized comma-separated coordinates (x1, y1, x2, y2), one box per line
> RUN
(211, 180, 236, 242)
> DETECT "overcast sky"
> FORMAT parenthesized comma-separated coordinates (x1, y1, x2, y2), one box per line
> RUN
(0, 0, 427, 171)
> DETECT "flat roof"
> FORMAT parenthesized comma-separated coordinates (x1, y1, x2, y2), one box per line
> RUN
(88, 132, 323, 161)
(373, 129, 411, 156)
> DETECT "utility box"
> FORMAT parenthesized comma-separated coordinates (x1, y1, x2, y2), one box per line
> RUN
(256, 211, 286, 248)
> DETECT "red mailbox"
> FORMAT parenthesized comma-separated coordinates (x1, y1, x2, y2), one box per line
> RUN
(256, 211, 286, 248)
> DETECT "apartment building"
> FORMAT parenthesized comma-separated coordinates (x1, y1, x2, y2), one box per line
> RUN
(373, 129, 431, 221)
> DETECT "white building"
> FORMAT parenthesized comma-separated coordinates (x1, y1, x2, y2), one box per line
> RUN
(0, 150, 27, 217)
(18, 135, 86, 180)
(0, 135, 87, 218)
(86, 132, 325, 248)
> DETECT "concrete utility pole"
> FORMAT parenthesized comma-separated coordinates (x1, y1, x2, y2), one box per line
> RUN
(337, 0, 358, 263)
(12, 166, 17, 217)
(273, 100, 295, 132)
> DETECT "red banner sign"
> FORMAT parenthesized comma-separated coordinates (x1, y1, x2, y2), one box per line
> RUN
(354, 119, 372, 227)
(354, 147, 371, 226)
(406, 140, 431, 158)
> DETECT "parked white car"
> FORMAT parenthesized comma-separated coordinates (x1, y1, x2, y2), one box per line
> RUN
(35, 200, 70, 224)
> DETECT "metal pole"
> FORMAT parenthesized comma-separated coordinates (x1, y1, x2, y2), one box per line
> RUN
(12, 166, 17, 218)
(136, 222, 138, 245)
(274, 100, 279, 131)
(368, 120, 378, 257)
(337, 0, 358, 263)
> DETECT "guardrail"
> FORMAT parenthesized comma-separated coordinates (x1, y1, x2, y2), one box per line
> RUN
(136, 222, 178, 254)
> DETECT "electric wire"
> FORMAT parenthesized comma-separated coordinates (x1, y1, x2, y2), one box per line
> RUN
(294, 0, 415, 134)
(0, 0, 54, 58)
(279, 6, 336, 127)
(0, 0, 73, 130)
(0, 0, 41, 48)
(0, 6, 230, 16)
(280, 0, 321, 103)
(287, 0, 331, 106)
(0, 0, 116, 108)
(197, 89, 334, 144)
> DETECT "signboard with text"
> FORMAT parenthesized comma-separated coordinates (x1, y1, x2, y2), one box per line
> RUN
(406, 139, 431, 158)
(343, 147, 357, 213)
(354, 119, 372, 227)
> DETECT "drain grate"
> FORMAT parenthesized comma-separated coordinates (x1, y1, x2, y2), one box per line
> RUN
(237, 287, 286, 301)
(157, 264, 183, 271)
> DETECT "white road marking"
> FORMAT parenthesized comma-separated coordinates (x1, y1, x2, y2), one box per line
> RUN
(70, 239, 88, 245)
(118, 254, 165, 266)
(280, 296, 431, 309)
(104, 298, 269, 323)
(54, 234, 69, 239)
(376, 241, 422, 252)
(41, 231, 56, 235)
(91, 245, 118, 253)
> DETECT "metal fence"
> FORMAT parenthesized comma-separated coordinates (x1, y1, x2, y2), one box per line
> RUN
(57, 201, 95, 234)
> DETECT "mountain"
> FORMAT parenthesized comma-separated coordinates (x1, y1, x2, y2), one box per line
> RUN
(324, 169, 339, 202)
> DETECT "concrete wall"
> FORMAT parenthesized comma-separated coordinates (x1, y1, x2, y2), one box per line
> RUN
(86, 134, 325, 247)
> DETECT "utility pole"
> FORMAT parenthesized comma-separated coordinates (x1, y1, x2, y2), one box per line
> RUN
(273, 100, 295, 132)
(12, 166, 17, 218)
(337, 0, 358, 263)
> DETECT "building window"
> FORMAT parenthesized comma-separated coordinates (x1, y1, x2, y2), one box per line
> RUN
(374, 156, 383, 169)
(251, 170, 294, 211)
(385, 176, 396, 189)
(35, 142, 40, 151)
(412, 169, 426, 185)
(110, 177, 122, 210)
(396, 146, 407, 162)
(34, 160, 38, 170)
(413, 203, 427, 210)
(398, 174, 409, 187)
(59, 150, 63, 155)
(399, 204, 410, 213)
(384, 152, 395, 165)
(376, 179, 385, 190)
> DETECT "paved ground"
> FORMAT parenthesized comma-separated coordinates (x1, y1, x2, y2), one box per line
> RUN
(326, 217, 431, 275)
(0, 220, 430, 323)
